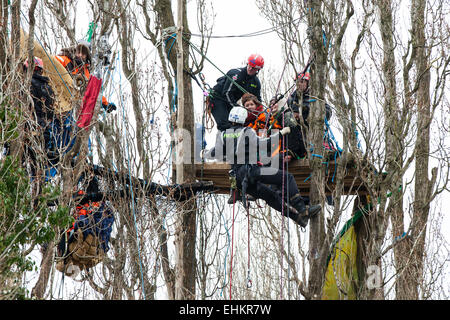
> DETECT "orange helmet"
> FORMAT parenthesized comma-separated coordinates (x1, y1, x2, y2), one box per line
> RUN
(247, 54, 264, 69)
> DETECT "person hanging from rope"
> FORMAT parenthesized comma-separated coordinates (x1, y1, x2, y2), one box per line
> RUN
(208, 54, 264, 131)
(56, 174, 115, 276)
(202, 106, 321, 227)
(55, 40, 116, 113)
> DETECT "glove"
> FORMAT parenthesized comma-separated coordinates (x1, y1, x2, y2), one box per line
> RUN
(200, 148, 215, 160)
(102, 102, 117, 113)
(280, 127, 291, 136)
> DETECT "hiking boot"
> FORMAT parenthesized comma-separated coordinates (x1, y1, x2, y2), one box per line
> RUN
(290, 194, 307, 215)
(293, 204, 322, 227)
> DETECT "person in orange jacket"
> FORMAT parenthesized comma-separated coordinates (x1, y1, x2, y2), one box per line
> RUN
(55, 41, 116, 113)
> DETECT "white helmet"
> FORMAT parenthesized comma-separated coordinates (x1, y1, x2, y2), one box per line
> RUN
(228, 106, 248, 124)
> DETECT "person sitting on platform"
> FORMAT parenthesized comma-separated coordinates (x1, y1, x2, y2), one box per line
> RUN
(202, 106, 321, 227)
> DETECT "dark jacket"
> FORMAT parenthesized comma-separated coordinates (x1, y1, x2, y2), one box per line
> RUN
(212, 67, 261, 106)
(287, 90, 332, 126)
(30, 72, 55, 127)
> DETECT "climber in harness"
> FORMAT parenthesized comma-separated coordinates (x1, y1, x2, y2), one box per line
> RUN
(208, 54, 264, 131)
(287, 71, 332, 128)
(55, 40, 116, 113)
(56, 175, 114, 275)
(203, 106, 321, 227)
(287, 71, 335, 154)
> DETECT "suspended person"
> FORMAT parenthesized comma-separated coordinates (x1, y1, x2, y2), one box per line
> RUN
(203, 106, 321, 227)
(208, 54, 264, 131)
(55, 40, 116, 113)
(56, 175, 115, 275)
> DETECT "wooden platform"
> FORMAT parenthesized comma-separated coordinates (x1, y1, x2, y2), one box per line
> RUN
(192, 156, 368, 196)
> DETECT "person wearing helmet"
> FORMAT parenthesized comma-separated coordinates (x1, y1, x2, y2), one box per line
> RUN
(285, 70, 333, 159)
(203, 106, 321, 227)
(209, 54, 264, 131)
(287, 70, 332, 127)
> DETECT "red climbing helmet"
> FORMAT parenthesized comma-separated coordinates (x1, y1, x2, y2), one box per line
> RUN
(24, 57, 44, 70)
(247, 54, 264, 69)
(297, 71, 310, 81)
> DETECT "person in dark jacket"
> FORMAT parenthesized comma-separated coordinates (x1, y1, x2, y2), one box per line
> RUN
(209, 54, 264, 131)
(203, 106, 321, 227)
(287, 71, 332, 127)
(285, 71, 333, 159)
(25, 57, 55, 128)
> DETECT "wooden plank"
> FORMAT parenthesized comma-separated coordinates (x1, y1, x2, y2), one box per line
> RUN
(188, 157, 368, 196)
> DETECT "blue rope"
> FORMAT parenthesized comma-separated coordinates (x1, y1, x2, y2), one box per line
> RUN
(164, 33, 177, 59)
(324, 117, 343, 153)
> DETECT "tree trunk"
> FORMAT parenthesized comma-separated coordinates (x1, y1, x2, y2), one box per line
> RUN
(376, 0, 403, 300)
(409, 0, 433, 299)
(305, 1, 327, 299)
(152, 0, 197, 299)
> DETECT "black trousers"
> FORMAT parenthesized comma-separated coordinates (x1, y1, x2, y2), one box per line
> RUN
(235, 165, 302, 217)
(210, 97, 232, 131)
(286, 125, 307, 158)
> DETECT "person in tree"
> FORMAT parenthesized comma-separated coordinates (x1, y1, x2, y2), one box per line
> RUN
(55, 40, 116, 113)
(24, 57, 55, 128)
(203, 106, 321, 227)
(208, 54, 264, 131)
(19, 57, 59, 182)
(287, 71, 332, 128)
(286, 71, 335, 156)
